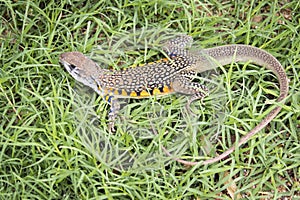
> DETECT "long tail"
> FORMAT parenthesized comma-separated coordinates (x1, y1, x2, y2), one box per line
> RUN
(164, 45, 289, 165)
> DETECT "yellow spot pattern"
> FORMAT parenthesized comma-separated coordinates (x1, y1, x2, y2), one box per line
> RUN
(121, 89, 127, 96)
(163, 85, 170, 93)
(140, 90, 150, 97)
(152, 88, 161, 95)
(130, 91, 137, 97)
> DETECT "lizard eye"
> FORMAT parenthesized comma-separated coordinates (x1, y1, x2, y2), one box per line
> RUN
(69, 64, 77, 71)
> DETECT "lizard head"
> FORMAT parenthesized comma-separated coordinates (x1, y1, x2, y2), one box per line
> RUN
(59, 51, 100, 91)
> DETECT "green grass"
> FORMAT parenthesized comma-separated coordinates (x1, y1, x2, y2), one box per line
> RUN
(1, 0, 300, 199)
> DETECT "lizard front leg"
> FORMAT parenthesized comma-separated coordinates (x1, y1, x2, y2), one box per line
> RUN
(162, 34, 193, 58)
(106, 96, 121, 132)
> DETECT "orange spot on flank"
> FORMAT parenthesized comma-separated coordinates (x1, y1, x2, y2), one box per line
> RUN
(114, 89, 119, 95)
(152, 88, 161, 95)
(163, 85, 171, 93)
(140, 90, 150, 97)
(121, 89, 128, 96)
(103, 88, 109, 95)
(161, 58, 169, 62)
(130, 91, 137, 97)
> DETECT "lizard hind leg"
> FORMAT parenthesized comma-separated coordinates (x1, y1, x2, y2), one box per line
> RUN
(173, 77, 209, 115)
(186, 82, 209, 114)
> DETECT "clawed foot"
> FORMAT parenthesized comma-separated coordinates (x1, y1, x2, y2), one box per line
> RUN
(108, 121, 115, 133)
(186, 91, 208, 115)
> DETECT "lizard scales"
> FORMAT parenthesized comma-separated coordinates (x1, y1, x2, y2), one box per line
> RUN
(98, 56, 191, 99)
(59, 35, 289, 166)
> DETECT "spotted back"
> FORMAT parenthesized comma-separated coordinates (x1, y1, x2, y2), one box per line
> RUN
(98, 54, 196, 100)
